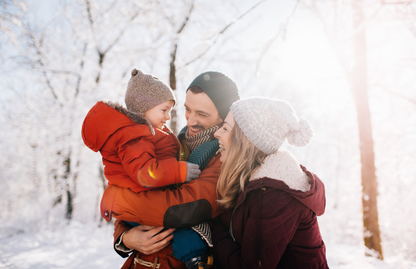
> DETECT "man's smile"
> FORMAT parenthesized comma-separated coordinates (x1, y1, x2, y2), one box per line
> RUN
(188, 125, 205, 136)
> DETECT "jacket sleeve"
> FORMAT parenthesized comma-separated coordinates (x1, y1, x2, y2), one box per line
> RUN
(113, 219, 133, 258)
(101, 155, 224, 228)
(212, 189, 303, 269)
(115, 127, 187, 188)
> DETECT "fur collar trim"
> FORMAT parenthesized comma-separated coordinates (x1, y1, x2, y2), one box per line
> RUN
(249, 148, 310, 192)
(102, 100, 155, 135)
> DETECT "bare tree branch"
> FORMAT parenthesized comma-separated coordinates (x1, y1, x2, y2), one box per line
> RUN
(155, 0, 175, 25)
(377, 83, 416, 105)
(169, 0, 195, 132)
(302, 0, 354, 78)
(219, 0, 266, 34)
(182, 0, 267, 67)
(176, 1, 194, 36)
(94, 7, 141, 84)
(98, 0, 118, 20)
(170, 0, 194, 88)
(102, 9, 140, 55)
(26, 27, 59, 101)
(75, 43, 87, 96)
(47, 69, 81, 76)
(255, 0, 299, 74)
(85, 0, 95, 37)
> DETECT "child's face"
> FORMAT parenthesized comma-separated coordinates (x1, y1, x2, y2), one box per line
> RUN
(143, 100, 174, 130)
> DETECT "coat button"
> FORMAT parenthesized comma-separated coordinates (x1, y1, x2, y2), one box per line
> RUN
(104, 211, 109, 217)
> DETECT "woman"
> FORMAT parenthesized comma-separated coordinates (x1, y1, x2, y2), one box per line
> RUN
(212, 97, 328, 269)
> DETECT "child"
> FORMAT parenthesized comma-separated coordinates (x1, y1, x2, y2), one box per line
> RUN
(82, 69, 208, 269)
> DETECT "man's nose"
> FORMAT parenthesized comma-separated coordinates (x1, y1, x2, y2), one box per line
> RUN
(187, 113, 197, 125)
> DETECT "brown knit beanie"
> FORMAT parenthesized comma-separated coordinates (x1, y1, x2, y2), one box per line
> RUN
(125, 69, 176, 114)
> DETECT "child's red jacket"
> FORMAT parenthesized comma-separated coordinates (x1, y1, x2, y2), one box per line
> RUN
(81, 101, 188, 193)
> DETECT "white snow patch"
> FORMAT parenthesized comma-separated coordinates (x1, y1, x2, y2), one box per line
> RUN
(0, 221, 124, 269)
(326, 243, 416, 269)
(1, 221, 416, 269)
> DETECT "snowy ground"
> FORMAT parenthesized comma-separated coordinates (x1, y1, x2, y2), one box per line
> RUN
(0, 221, 415, 269)
(0, 222, 123, 269)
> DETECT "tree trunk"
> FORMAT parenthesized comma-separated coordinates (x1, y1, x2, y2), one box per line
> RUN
(168, 1, 194, 134)
(63, 153, 74, 219)
(351, 1, 383, 259)
(169, 43, 178, 133)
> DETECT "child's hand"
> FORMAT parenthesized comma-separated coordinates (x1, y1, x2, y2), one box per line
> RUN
(185, 162, 201, 182)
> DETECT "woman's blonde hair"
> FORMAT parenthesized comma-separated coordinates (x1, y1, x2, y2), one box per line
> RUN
(216, 123, 267, 209)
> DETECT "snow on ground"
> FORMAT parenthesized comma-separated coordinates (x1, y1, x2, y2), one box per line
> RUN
(0, 221, 123, 269)
(325, 243, 416, 269)
(0, 221, 415, 269)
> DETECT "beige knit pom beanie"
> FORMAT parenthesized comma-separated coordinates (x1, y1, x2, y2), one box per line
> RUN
(125, 69, 176, 114)
(230, 97, 314, 154)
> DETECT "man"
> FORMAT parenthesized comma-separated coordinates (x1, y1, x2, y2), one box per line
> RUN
(100, 71, 240, 269)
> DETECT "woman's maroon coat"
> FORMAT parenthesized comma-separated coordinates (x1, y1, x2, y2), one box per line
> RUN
(212, 149, 328, 269)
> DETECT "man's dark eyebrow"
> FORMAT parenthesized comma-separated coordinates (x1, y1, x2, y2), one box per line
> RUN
(196, 110, 210, 116)
(184, 104, 211, 116)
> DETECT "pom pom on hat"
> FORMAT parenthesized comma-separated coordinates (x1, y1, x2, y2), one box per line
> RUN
(230, 97, 314, 154)
(287, 116, 314, 147)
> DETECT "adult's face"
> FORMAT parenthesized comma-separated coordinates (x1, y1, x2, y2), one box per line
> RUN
(214, 111, 234, 163)
(184, 90, 222, 136)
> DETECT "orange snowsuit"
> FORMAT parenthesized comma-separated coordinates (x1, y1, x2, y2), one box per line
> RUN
(101, 129, 224, 269)
(106, 155, 223, 269)
(83, 101, 223, 269)
(82, 101, 188, 193)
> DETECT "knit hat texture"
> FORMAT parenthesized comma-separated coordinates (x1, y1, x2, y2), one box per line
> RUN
(230, 97, 314, 155)
(187, 71, 240, 120)
(125, 69, 176, 114)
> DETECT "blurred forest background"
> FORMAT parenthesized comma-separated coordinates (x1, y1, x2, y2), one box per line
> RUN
(1, 0, 416, 266)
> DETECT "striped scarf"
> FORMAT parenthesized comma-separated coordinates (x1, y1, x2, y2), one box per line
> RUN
(185, 125, 219, 152)
(178, 125, 220, 247)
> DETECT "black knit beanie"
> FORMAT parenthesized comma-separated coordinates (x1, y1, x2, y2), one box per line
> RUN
(187, 71, 240, 120)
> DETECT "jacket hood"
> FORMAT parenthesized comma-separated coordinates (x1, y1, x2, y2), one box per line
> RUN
(81, 101, 153, 152)
(247, 148, 326, 216)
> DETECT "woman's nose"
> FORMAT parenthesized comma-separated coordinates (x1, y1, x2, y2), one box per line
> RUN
(214, 129, 220, 139)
